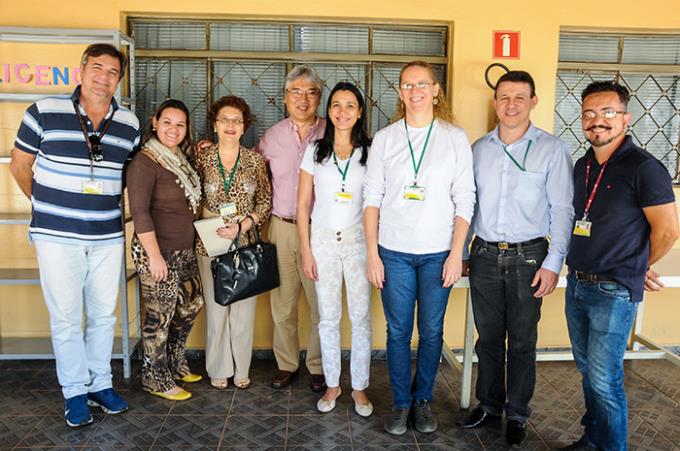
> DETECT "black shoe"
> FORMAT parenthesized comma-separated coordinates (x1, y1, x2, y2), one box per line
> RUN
(271, 369, 299, 389)
(310, 374, 327, 392)
(412, 399, 437, 433)
(553, 440, 598, 450)
(458, 407, 501, 428)
(506, 420, 528, 448)
(384, 407, 410, 436)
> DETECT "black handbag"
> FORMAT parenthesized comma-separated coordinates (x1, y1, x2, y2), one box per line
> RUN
(210, 218, 280, 306)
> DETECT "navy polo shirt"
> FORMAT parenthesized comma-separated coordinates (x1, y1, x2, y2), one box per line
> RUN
(566, 136, 675, 302)
(14, 86, 140, 245)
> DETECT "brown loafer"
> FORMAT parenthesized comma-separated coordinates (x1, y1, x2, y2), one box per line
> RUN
(271, 369, 299, 389)
(310, 374, 327, 392)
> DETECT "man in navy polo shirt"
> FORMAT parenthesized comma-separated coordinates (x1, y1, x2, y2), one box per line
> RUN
(10, 44, 140, 428)
(560, 81, 679, 451)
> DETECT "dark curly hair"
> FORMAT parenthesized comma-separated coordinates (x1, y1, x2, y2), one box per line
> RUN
(208, 96, 255, 133)
(581, 81, 630, 107)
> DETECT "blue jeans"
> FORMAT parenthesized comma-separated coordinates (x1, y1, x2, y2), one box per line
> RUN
(35, 240, 123, 399)
(566, 273, 636, 451)
(379, 246, 452, 409)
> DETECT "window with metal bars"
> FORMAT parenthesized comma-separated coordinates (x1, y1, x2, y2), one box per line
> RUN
(554, 32, 680, 182)
(129, 19, 449, 148)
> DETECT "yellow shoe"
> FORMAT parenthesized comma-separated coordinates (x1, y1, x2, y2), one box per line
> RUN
(177, 373, 203, 383)
(150, 387, 192, 401)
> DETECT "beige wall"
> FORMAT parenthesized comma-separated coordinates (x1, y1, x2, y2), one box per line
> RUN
(1, 0, 679, 350)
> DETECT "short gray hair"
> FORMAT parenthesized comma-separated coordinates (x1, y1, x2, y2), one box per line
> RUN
(284, 65, 322, 91)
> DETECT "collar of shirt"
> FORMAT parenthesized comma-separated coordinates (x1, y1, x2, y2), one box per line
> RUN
(489, 122, 539, 148)
(583, 135, 635, 166)
(71, 85, 117, 121)
(286, 116, 323, 144)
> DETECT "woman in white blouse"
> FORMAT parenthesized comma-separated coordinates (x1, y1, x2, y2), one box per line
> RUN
(363, 61, 476, 435)
(297, 82, 373, 417)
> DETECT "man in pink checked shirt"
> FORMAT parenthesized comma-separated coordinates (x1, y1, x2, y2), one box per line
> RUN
(253, 65, 327, 392)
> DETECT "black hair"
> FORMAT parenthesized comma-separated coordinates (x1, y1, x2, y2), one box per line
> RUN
(495, 70, 536, 98)
(143, 99, 194, 157)
(81, 43, 126, 79)
(581, 80, 630, 107)
(315, 82, 371, 166)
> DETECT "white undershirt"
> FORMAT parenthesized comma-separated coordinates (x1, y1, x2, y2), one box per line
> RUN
(363, 119, 476, 254)
(300, 143, 367, 230)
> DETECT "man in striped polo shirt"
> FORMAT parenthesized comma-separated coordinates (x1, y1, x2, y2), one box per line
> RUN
(10, 44, 140, 428)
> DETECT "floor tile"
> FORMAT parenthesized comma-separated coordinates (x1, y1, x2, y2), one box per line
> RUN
(286, 412, 352, 446)
(0, 415, 41, 448)
(169, 390, 233, 415)
(229, 385, 289, 415)
(86, 414, 165, 447)
(153, 415, 225, 447)
(220, 415, 287, 448)
(18, 414, 102, 447)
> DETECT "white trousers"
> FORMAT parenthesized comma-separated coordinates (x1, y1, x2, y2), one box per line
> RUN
(35, 240, 123, 399)
(197, 255, 257, 381)
(311, 222, 372, 389)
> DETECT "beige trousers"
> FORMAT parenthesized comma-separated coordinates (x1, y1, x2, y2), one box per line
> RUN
(198, 255, 256, 381)
(269, 216, 322, 374)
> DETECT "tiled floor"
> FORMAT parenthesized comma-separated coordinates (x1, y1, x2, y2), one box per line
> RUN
(1, 356, 679, 450)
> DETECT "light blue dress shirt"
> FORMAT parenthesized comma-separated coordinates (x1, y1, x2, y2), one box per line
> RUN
(464, 124, 575, 274)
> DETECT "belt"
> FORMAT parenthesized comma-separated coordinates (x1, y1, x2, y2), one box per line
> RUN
(272, 214, 310, 225)
(572, 271, 617, 283)
(476, 236, 546, 250)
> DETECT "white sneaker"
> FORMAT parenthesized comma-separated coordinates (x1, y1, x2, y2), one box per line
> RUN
(316, 387, 342, 413)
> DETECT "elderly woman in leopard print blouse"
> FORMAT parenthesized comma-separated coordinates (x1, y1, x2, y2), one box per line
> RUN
(194, 95, 272, 390)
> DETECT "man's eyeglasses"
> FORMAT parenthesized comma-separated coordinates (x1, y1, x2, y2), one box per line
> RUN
(286, 88, 321, 99)
(400, 82, 433, 91)
(88, 135, 104, 162)
(581, 109, 627, 121)
(216, 117, 244, 126)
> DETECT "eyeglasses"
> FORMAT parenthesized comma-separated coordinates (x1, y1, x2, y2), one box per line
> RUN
(400, 82, 433, 91)
(88, 135, 104, 162)
(581, 109, 627, 121)
(286, 88, 321, 99)
(216, 117, 244, 126)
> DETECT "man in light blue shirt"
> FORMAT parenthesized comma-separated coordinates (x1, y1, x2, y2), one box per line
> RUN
(459, 71, 574, 447)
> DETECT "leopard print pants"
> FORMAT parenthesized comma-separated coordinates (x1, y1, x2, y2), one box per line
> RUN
(132, 235, 204, 393)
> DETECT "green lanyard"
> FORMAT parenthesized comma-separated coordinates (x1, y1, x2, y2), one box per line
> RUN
(405, 119, 434, 186)
(503, 140, 532, 172)
(217, 149, 241, 195)
(332, 149, 355, 192)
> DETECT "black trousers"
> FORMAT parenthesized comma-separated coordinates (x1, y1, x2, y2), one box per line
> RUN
(469, 237, 548, 422)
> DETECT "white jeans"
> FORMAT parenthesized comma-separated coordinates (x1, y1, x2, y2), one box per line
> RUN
(35, 240, 123, 399)
(311, 223, 371, 390)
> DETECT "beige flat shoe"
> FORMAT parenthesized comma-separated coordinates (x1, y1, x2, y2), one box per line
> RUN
(351, 390, 373, 417)
(317, 387, 342, 413)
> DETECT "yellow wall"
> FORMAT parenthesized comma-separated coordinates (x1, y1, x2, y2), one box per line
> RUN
(2, 0, 680, 350)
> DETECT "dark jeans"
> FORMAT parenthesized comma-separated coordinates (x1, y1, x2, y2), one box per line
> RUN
(469, 237, 548, 421)
(566, 273, 635, 451)
(379, 245, 452, 409)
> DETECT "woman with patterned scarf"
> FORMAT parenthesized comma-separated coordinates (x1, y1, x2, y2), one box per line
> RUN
(127, 99, 204, 401)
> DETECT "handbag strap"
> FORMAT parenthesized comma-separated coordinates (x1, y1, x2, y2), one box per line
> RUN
(244, 214, 262, 243)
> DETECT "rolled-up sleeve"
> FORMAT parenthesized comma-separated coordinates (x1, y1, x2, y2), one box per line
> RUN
(450, 130, 476, 224)
(542, 139, 575, 273)
(363, 130, 386, 209)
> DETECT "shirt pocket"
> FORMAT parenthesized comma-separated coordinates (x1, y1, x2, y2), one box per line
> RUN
(513, 170, 547, 217)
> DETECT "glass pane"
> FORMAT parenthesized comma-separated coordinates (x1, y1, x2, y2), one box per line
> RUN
(622, 36, 680, 65)
(132, 22, 206, 49)
(303, 63, 368, 121)
(293, 25, 369, 54)
(558, 34, 619, 63)
(209, 23, 289, 52)
(135, 59, 208, 140)
(373, 28, 446, 56)
(211, 61, 287, 148)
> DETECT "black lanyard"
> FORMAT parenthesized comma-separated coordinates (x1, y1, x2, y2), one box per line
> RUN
(73, 100, 116, 177)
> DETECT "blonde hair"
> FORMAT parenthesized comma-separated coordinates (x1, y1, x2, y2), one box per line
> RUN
(391, 60, 453, 124)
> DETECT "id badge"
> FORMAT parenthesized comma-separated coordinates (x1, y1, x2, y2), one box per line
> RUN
(573, 219, 592, 237)
(403, 185, 426, 201)
(219, 202, 237, 218)
(82, 180, 104, 195)
(334, 191, 353, 205)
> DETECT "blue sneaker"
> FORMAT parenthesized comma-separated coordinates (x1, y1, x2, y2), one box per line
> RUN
(64, 394, 94, 428)
(87, 388, 128, 414)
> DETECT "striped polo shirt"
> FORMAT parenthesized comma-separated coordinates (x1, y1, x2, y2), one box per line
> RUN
(14, 86, 140, 246)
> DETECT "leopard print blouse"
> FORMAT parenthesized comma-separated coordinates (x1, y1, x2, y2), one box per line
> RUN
(193, 144, 272, 256)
